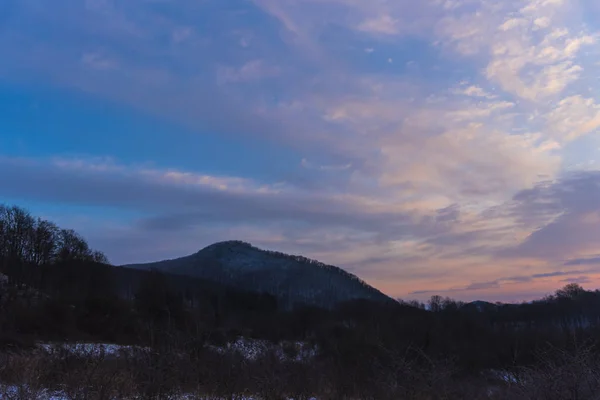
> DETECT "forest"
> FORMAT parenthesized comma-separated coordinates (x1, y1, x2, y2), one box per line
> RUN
(3, 204, 600, 399)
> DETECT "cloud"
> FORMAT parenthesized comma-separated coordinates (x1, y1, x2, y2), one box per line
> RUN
(532, 270, 587, 279)
(453, 85, 497, 99)
(3, 0, 600, 300)
(410, 268, 596, 295)
(561, 276, 592, 284)
(0, 156, 458, 253)
(81, 52, 118, 71)
(502, 171, 600, 261)
(565, 256, 600, 266)
(217, 60, 281, 84)
(432, 0, 598, 102)
(546, 96, 600, 142)
(300, 158, 352, 171)
(358, 15, 399, 35)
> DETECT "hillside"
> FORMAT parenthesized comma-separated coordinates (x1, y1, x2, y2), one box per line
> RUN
(124, 240, 392, 308)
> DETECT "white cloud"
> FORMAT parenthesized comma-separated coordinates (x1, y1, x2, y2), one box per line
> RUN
(358, 14, 399, 35)
(520, 0, 567, 15)
(378, 122, 560, 204)
(499, 18, 528, 31)
(435, 0, 597, 102)
(53, 157, 281, 195)
(446, 101, 515, 121)
(534, 17, 551, 29)
(546, 96, 600, 142)
(301, 158, 352, 171)
(454, 85, 497, 98)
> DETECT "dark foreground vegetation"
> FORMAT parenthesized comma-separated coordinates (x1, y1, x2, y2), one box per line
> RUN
(3, 204, 600, 399)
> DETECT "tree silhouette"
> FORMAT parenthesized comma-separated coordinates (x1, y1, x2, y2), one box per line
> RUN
(0, 204, 108, 273)
(555, 283, 585, 300)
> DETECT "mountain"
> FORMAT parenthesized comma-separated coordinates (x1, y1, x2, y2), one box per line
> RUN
(123, 240, 393, 309)
(463, 300, 499, 312)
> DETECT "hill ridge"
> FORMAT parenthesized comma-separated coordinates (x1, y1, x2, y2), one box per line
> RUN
(124, 240, 392, 309)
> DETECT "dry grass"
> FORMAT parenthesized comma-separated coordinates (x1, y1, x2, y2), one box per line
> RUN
(2, 342, 600, 400)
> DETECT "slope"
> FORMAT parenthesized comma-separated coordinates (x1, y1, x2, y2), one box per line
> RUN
(123, 241, 393, 309)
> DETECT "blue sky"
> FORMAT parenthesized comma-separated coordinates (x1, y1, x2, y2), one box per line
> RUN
(2, 0, 600, 301)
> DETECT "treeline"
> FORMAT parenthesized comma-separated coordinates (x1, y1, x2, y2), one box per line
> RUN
(0, 205, 107, 269)
(0, 205, 288, 347)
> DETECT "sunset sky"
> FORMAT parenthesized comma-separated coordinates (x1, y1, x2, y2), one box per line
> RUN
(2, 0, 600, 302)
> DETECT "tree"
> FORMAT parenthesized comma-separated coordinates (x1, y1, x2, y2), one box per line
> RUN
(428, 295, 443, 312)
(135, 270, 185, 332)
(56, 229, 91, 262)
(0, 204, 108, 268)
(91, 250, 109, 264)
(0, 205, 35, 265)
(556, 283, 585, 300)
(31, 218, 59, 265)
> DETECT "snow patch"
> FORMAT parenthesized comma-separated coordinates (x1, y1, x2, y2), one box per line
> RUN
(37, 340, 317, 362)
(0, 385, 67, 400)
(208, 338, 317, 362)
(37, 343, 143, 357)
(488, 369, 520, 384)
(0, 386, 317, 400)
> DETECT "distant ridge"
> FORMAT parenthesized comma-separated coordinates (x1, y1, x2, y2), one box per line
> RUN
(463, 300, 498, 312)
(123, 240, 393, 309)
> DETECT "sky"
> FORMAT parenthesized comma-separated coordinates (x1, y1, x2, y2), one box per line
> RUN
(1, 0, 600, 302)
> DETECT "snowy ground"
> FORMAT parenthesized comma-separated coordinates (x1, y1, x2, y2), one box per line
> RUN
(207, 338, 317, 362)
(0, 385, 66, 400)
(37, 343, 139, 356)
(37, 338, 317, 362)
(0, 385, 316, 400)
(488, 369, 520, 384)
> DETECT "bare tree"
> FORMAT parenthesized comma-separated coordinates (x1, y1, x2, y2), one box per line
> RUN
(31, 219, 59, 266)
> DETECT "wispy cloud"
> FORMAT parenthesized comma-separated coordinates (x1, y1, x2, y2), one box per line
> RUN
(561, 276, 592, 284)
(565, 256, 600, 266)
(358, 15, 400, 35)
(411, 268, 599, 295)
(217, 60, 281, 84)
(81, 52, 118, 71)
